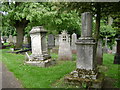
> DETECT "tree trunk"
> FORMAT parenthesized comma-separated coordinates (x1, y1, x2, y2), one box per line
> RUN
(16, 26, 24, 48)
(14, 19, 29, 48)
(0, 32, 2, 49)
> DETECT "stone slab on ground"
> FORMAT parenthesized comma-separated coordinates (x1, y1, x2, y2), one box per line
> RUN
(1, 62, 22, 88)
(25, 59, 56, 67)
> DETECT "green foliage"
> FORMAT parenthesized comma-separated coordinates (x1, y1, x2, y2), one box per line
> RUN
(1, 2, 81, 36)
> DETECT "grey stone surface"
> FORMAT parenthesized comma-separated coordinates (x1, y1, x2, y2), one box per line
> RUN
(8, 35, 13, 43)
(112, 41, 117, 54)
(1, 62, 22, 88)
(81, 12, 92, 37)
(71, 33, 77, 54)
(96, 40, 103, 65)
(76, 12, 96, 70)
(103, 36, 109, 53)
(26, 26, 55, 67)
(48, 34, 55, 49)
(55, 35, 60, 46)
(13, 36, 17, 44)
(23, 36, 28, 44)
(58, 30, 72, 60)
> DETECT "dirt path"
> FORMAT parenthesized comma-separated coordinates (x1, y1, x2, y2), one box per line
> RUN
(0, 62, 23, 88)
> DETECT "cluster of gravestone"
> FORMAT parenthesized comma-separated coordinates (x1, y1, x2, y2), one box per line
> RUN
(1, 12, 120, 88)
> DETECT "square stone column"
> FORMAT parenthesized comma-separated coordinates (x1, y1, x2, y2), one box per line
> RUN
(64, 12, 104, 88)
(76, 12, 96, 70)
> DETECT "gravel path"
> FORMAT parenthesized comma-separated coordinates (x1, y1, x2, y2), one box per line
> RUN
(0, 62, 23, 89)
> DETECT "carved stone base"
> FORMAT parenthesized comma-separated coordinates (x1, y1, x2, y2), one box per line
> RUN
(64, 69, 104, 88)
(25, 59, 56, 67)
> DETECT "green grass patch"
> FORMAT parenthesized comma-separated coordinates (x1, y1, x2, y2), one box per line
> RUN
(1, 49, 75, 88)
(1, 49, 120, 88)
(103, 54, 120, 88)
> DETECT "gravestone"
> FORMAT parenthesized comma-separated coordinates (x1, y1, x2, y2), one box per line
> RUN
(64, 12, 104, 88)
(8, 35, 13, 43)
(103, 36, 109, 53)
(71, 33, 77, 54)
(2, 36, 8, 43)
(0, 34, 2, 49)
(48, 34, 55, 49)
(112, 41, 117, 54)
(25, 26, 55, 67)
(23, 36, 28, 44)
(96, 40, 103, 65)
(114, 35, 120, 64)
(55, 35, 60, 47)
(13, 36, 16, 45)
(58, 30, 72, 60)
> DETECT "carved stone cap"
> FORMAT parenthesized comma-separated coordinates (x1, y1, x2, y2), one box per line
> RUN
(30, 26, 47, 34)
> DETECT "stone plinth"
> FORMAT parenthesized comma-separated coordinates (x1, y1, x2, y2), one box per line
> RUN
(58, 30, 72, 60)
(114, 36, 120, 64)
(25, 26, 55, 67)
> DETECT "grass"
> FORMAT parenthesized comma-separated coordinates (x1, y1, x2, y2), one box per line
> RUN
(1, 49, 120, 88)
(103, 54, 120, 88)
(1, 49, 75, 88)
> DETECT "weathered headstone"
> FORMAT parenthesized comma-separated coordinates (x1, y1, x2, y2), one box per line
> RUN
(23, 36, 28, 44)
(71, 33, 77, 54)
(103, 36, 109, 53)
(8, 35, 13, 43)
(48, 34, 55, 49)
(96, 39, 103, 65)
(55, 35, 60, 47)
(13, 36, 17, 44)
(64, 12, 104, 88)
(25, 26, 55, 67)
(114, 35, 120, 64)
(112, 41, 117, 54)
(58, 30, 72, 60)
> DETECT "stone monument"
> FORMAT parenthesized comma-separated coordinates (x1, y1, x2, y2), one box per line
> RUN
(112, 41, 117, 54)
(8, 35, 13, 44)
(58, 30, 72, 60)
(103, 36, 109, 53)
(71, 33, 77, 54)
(48, 34, 55, 49)
(13, 36, 17, 45)
(114, 35, 120, 64)
(96, 39, 103, 65)
(25, 26, 56, 67)
(64, 12, 104, 88)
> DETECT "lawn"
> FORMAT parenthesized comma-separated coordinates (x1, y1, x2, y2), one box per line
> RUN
(1, 49, 120, 88)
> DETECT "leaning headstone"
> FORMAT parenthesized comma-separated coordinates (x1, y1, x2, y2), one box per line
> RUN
(48, 34, 55, 49)
(64, 12, 104, 88)
(25, 26, 55, 67)
(58, 30, 72, 60)
(71, 33, 77, 54)
(114, 35, 120, 64)
(96, 40, 103, 65)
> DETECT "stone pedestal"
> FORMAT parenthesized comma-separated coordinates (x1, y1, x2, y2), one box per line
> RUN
(114, 36, 120, 64)
(64, 12, 103, 88)
(25, 26, 56, 67)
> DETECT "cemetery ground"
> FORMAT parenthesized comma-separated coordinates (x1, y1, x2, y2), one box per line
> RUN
(1, 48, 120, 88)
